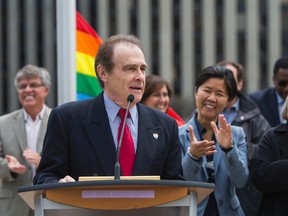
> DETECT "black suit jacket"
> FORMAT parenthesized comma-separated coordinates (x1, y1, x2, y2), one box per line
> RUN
(34, 93, 182, 184)
(250, 123, 288, 216)
(249, 87, 280, 127)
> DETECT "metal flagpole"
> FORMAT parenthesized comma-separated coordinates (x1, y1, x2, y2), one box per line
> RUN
(56, 0, 76, 105)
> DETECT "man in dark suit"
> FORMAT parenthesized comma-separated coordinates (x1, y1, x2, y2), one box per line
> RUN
(33, 34, 182, 184)
(250, 95, 288, 216)
(249, 56, 288, 127)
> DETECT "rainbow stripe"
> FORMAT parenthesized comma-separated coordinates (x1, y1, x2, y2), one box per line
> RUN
(76, 12, 103, 100)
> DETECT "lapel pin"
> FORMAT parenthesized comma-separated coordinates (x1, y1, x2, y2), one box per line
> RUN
(153, 133, 159, 139)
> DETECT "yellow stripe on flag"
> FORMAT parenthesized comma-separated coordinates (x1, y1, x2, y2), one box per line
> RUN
(76, 52, 95, 77)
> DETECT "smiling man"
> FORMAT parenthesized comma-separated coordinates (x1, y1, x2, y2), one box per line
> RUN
(249, 56, 288, 127)
(0, 64, 51, 216)
(34, 34, 182, 184)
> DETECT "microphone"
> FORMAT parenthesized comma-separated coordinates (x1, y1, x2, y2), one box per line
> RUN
(114, 94, 134, 180)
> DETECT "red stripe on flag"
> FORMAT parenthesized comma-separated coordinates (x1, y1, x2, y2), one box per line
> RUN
(76, 11, 101, 39)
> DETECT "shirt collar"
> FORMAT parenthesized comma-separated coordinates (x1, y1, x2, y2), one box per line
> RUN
(233, 98, 240, 111)
(223, 97, 239, 112)
(275, 91, 284, 106)
(23, 106, 45, 122)
(194, 114, 207, 139)
(194, 113, 216, 142)
(103, 92, 137, 124)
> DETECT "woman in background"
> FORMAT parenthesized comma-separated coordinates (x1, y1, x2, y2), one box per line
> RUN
(179, 65, 248, 216)
(141, 74, 185, 126)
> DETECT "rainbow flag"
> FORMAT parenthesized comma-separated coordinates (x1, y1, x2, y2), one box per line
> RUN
(76, 12, 103, 100)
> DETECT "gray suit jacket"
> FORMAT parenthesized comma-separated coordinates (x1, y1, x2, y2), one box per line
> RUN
(0, 105, 51, 216)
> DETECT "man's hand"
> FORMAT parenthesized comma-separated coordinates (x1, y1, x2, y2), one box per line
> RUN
(6, 155, 27, 174)
(23, 148, 41, 168)
(59, 175, 76, 183)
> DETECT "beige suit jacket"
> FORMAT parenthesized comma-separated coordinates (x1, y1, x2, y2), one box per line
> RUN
(0, 105, 51, 216)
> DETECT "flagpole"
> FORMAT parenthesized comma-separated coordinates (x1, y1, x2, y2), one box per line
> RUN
(56, 0, 76, 105)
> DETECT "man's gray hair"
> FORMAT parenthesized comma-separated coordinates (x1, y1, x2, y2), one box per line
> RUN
(14, 64, 51, 89)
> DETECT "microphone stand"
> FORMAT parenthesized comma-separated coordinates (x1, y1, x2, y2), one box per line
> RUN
(114, 94, 134, 180)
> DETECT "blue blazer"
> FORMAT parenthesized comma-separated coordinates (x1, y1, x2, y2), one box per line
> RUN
(33, 93, 182, 184)
(249, 87, 279, 127)
(179, 116, 248, 216)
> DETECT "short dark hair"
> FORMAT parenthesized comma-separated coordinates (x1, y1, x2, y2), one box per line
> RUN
(195, 65, 237, 102)
(217, 60, 244, 82)
(141, 75, 173, 103)
(273, 56, 288, 76)
(94, 34, 144, 88)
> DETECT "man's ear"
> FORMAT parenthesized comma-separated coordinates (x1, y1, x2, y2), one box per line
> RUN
(97, 65, 107, 82)
(237, 80, 244, 91)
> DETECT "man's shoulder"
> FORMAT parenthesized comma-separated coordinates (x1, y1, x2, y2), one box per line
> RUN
(138, 103, 175, 123)
(249, 87, 275, 99)
(138, 103, 165, 115)
(0, 109, 22, 123)
(55, 98, 96, 112)
(238, 93, 259, 111)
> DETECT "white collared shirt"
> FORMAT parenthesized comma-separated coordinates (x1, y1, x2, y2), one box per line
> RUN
(23, 106, 45, 152)
(275, 91, 287, 124)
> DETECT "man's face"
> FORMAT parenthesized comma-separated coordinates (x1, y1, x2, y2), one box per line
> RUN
(273, 68, 288, 100)
(17, 77, 49, 111)
(99, 43, 147, 107)
(225, 64, 243, 91)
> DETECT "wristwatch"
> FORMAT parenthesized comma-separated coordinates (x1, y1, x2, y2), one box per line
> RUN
(187, 147, 200, 161)
(220, 140, 234, 153)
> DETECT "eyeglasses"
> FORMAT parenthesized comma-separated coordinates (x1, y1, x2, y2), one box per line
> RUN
(277, 80, 288, 88)
(18, 83, 45, 90)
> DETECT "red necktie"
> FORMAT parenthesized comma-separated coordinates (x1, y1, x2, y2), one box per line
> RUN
(118, 108, 135, 176)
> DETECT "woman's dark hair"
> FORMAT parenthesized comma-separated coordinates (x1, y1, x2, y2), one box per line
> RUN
(140, 74, 173, 103)
(195, 65, 237, 102)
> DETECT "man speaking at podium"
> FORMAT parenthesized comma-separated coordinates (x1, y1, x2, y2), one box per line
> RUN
(33, 34, 182, 184)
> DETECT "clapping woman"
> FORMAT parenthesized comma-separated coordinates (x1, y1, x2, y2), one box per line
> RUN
(179, 66, 248, 216)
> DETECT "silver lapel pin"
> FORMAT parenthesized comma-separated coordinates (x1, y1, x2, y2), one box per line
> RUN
(153, 133, 159, 139)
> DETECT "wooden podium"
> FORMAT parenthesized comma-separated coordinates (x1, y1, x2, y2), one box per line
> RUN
(18, 180, 214, 216)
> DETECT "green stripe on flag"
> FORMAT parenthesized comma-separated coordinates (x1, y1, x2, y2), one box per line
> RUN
(77, 72, 102, 97)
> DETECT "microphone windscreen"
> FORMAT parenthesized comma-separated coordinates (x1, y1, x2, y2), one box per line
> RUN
(127, 94, 134, 103)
